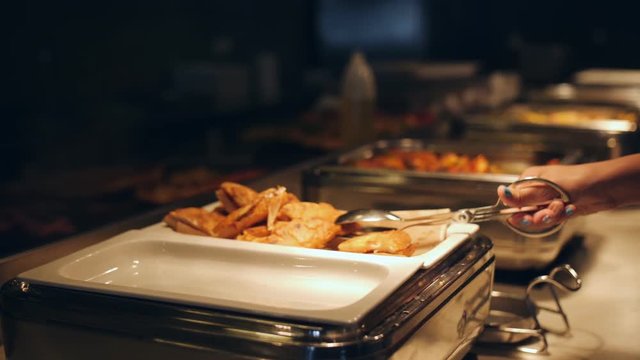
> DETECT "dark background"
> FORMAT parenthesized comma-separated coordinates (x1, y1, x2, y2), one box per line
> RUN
(4, 0, 640, 178)
(2, 0, 640, 253)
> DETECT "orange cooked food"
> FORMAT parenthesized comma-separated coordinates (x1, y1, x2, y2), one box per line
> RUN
(163, 207, 225, 237)
(508, 105, 637, 126)
(277, 201, 345, 223)
(239, 219, 341, 249)
(338, 230, 415, 256)
(163, 182, 419, 256)
(353, 150, 494, 174)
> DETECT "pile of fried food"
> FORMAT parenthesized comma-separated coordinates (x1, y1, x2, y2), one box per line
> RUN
(163, 182, 416, 256)
(353, 149, 495, 173)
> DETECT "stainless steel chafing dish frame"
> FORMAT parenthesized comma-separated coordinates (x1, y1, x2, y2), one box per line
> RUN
(302, 138, 585, 270)
(474, 264, 582, 356)
(462, 100, 640, 159)
(1, 235, 495, 360)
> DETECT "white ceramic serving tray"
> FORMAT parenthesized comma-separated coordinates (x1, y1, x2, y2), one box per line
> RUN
(19, 213, 478, 325)
(141, 208, 478, 270)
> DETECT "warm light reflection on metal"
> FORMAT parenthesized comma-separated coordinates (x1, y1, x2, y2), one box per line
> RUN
(274, 323, 294, 336)
(153, 338, 212, 352)
(550, 83, 576, 99)
(293, 264, 315, 268)
(172, 316, 301, 341)
(173, 316, 226, 327)
(594, 119, 637, 132)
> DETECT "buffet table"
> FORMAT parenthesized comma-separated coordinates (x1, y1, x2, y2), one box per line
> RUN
(475, 207, 640, 360)
(0, 161, 638, 360)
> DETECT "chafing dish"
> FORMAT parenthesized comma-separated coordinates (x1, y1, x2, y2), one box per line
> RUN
(573, 68, 640, 86)
(527, 83, 640, 110)
(2, 219, 494, 360)
(463, 101, 639, 159)
(302, 139, 585, 270)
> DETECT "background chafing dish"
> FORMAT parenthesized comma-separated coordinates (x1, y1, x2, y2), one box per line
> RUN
(527, 83, 640, 111)
(462, 101, 640, 159)
(2, 232, 495, 360)
(302, 139, 585, 270)
(573, 68, 640, 87)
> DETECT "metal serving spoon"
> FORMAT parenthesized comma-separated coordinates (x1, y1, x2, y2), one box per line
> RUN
(335, 177, 571, 238)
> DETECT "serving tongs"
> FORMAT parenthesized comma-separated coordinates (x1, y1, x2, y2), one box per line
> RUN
(474, 264, 583, 355)
(336, 177, 571, 238)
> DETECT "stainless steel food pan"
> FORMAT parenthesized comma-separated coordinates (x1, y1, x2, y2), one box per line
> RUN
(527, 83, 640, 110)
(463, 101, 640, 159)
(302, 139, 584, 270)
(1, 235, 494, 360)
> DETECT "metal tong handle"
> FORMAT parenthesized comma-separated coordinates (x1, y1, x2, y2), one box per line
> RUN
(417, 177, 571, 238)
(453, 203, 550, 223)
(500, 177, 572, 238)
(395, 212, 455, 229)
(337, 177, 572, 237)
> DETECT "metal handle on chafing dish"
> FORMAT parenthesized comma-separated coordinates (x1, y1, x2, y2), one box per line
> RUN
(477, 264, 582, 355)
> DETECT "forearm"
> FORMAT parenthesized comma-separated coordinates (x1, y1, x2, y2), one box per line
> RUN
(590, 154, 640, 209)
(513, 153, 640, 216)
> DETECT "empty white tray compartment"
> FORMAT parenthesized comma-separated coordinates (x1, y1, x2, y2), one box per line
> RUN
(19, 230, 426, 325)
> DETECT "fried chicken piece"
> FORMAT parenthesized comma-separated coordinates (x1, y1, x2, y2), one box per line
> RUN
(237, 219, 340, 249)
(214, 201, 267, 238)
(337, 230, 415, 256)
(266, 187, 300, 230)
(163, 207, 225, 236)
(273, 219, 341, 248)
(214, 186, 298, 238)
(278, 201, 345, 223)
(236, 225, 271, 242)
(215, 182, 259, 213)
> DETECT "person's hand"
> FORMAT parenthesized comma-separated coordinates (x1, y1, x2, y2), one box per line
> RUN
(496, 163, 609, 229)
(497, 154, 640, 230)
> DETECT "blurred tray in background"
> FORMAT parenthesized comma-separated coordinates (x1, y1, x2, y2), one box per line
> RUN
(527, 83, 640, 111)
(573, 68, 640, 87)
(463, 102, 639, 159)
